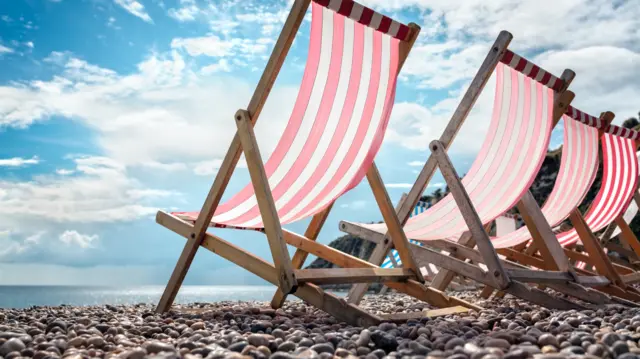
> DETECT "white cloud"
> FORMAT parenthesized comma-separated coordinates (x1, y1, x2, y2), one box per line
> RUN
(0, 156, 39, 167)
(340, 200, 368, 210)
(25, 41, 34, 49)
(193, 159, 223, 176)
(113, 0, 153, 23)
(56, 168, 74, 175)
(201, 59, 231, 74)
(386, 183, 413, 189)
(0, 45, 13, 54)
(0, 156, 172, 224)
(407, 161, 423, 167)
(0, 50, 298, 167)
(168, 0, 200, 22)
(59, 230, 98, 249)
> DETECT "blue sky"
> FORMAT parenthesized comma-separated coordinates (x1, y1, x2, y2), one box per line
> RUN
(0, 0, 638, 286)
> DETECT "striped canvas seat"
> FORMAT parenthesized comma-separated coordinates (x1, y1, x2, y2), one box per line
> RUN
(491, 110, 600, 249)
(353, 52, 560, 241)
(172, 0, 410, 229)
(558, 125, 640, 247)
(610, 152, 640, 238)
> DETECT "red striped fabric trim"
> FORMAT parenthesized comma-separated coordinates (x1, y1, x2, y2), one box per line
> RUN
(499, 50, 564, 92)
(313, 0, 411, 41)
(606, 124, 640, 141)
(566, 105, 603, 129)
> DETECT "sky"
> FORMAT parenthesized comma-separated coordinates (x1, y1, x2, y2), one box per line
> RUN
(0, 0, 638, 286)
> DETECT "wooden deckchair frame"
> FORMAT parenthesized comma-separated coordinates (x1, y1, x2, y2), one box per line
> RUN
(340, 32, 634, 309)
(155, 0, 479, 326)
(488, 133, 640, 304)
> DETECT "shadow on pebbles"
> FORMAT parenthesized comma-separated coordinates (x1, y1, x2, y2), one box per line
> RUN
(1, 291, 640, 359)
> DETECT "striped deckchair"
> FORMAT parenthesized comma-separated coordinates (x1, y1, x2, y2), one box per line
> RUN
(494, 123, 640, 302)
(340, 31, 592, 309)
(154, 0, 478, 326)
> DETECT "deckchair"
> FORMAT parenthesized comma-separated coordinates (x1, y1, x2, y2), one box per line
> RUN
(339, 36, 605, 309)
(355, 106, 633, 307)
(496, 123, 640, 301)
(154, 0, 480, 326)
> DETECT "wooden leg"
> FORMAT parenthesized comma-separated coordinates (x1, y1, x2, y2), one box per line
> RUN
(281, 229, 483, 311)
(569, 209, 624, 287)
(430, 232, 475, 290)
(430, 140, 510, 289)
(236, 110, 297, 294)
(615, 216, 640, 258)
(367, 164, 425, 283)
(271, 203, 333, 308)
(157, 211, 381, 326)
(154, 0, 311, 314)
(480, 286, 494, 298)
(517, 191, 573, 273)
(346, 196, 407, 304)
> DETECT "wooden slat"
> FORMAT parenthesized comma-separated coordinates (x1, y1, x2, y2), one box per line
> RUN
(236, 110, 297, 293)
(155, 0, 312, 313)
(280, 229, 482, 311)
(379, 306, 469, 322)
(506, 269, 575, 284)
(575, 275, 611, 286)
(517, 191, 570, 272)
(344, 31, 513, 305)
(563, 248, 635, 274)
(412, 244, 493, 284)
(615, 216, 640, 258)
(430, 232, 475, 290)
(366, 164, 425, 283)
(430, 140, 510, 289)
(622, 271, 640, 284)
(569, 209, 624, 287)
(295, 268, 413, 284)
(156, 211, 382, 326)
(271, 203, 333, 308)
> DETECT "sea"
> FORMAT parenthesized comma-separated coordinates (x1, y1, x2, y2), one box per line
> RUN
(0, 285, 347, 309)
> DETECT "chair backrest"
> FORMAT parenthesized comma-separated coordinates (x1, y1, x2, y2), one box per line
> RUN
(364, 51, 563, 240)
(490, 111, 600, 248)
(558, 125, 640, 246)
(174, 0, 413, 229)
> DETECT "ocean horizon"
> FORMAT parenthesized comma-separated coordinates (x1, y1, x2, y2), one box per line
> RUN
(0, 285, 348, 309)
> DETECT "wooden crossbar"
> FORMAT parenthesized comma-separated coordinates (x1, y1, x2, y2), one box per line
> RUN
(157, 211, 383, 326)
(295, 268, 413, 284)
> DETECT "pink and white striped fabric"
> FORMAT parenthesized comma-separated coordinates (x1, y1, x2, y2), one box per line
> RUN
(352, 60, 557, 240)
(557, 126, 639, 247)
(491, 114, 600, 248)
(173, 1, 407, 229)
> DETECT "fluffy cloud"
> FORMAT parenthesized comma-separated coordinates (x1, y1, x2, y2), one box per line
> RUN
(0, 156, 173, 225)
(0, 50, 298, 168)
(0, 44, 13, 54)
(0, 156, 39, 167)
(59, 230, 98, 249)
(113, 0, 153, 23)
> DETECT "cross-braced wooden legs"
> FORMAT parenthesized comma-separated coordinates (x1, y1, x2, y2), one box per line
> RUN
(236, 110, 298, 294)
(157, 212, 382, 326)
(430, 140, 510, 289)
(270, 204, 333, 308)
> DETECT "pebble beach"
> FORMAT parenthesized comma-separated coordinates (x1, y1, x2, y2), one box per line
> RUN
(1, 291, 639, 359)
